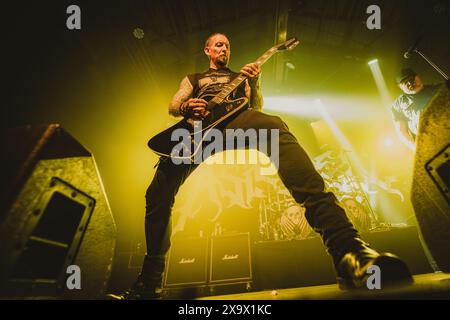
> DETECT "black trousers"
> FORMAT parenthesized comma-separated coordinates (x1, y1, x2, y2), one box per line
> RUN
(144, 110, 359, 272)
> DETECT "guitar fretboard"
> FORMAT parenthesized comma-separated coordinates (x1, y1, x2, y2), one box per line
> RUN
(210, 47, 278, 105)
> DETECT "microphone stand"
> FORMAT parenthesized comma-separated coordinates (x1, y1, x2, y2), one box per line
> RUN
(411, 47, 449, 80)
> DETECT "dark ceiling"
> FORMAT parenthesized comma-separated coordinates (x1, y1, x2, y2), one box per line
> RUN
(2, 0, 449, 128)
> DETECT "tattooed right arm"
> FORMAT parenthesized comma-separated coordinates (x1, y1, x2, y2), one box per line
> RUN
(169, 77, 194, 117)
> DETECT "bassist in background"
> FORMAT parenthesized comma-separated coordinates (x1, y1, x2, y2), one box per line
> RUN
(391, 68, 441, 151)
(108, 33, 412, 299)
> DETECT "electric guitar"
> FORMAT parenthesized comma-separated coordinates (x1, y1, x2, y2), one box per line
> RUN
(147, 38, 299, 161)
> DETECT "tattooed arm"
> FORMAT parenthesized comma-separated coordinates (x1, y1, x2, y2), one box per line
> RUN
(241, 63, 263, 111)
(169, 76, 194, 117)
(245, 77, 263, 111)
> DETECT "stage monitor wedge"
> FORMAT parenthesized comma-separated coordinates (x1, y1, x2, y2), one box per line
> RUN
(411, 84, 450, 272)
(0, 124, 116, 299)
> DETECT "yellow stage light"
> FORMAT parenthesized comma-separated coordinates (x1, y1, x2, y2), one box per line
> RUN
(383, 137, 394, 147)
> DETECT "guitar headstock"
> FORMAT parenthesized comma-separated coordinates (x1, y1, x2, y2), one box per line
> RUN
(274, 38, 300, 51)
(250, 37, 300, 71)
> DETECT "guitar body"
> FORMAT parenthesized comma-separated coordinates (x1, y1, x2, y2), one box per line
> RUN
(147, 119, 192, 159)
(147, 96, 249, 160)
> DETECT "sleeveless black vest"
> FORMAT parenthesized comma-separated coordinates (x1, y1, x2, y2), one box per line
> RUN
(187, 68, 246, 101)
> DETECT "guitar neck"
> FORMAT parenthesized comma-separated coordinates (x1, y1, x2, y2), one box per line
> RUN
(210, 47, 278, 105)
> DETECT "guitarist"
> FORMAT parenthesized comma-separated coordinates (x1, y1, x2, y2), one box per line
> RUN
(109, 33, 412, 299)
(170, 33, 263, 119)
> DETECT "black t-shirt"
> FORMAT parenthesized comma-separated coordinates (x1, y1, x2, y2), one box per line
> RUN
(187, 68, 246, 101)
(391, 84, 441, 136)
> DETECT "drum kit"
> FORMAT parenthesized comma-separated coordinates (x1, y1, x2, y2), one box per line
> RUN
(257, 149, 378, 241)
(315, 149, 378, 231)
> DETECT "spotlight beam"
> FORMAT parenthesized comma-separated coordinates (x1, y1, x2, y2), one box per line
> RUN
(315, 98, 378, 224)
(368, 59, 392, 110)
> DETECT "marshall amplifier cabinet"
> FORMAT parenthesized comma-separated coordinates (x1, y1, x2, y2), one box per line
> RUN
(209, 233, 252, 284)
(164, 236, 209, 287)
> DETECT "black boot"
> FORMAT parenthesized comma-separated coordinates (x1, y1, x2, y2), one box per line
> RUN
(304, 192, 413, 290)
(332, 238, 413, 290)
(107, 254, 165, 300)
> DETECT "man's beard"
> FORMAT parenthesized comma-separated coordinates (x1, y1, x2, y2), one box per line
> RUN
(216, 55, 228, 67)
